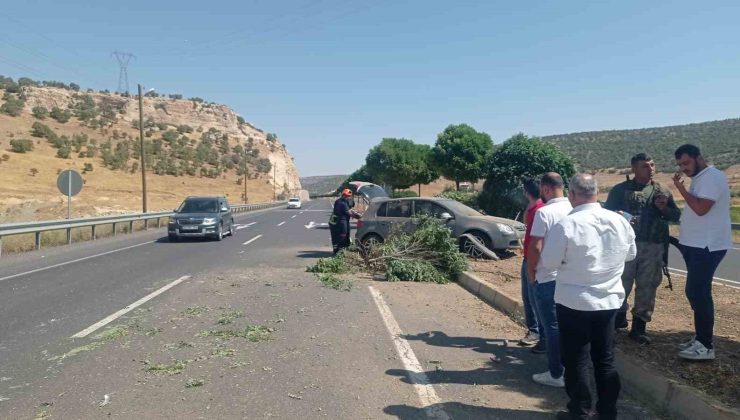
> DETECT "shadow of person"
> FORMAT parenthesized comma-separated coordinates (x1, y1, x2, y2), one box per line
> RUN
(384, 402, 554, 420)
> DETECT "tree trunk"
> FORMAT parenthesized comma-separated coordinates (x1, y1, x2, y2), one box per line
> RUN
(456, 180, 460, 191)
(418, 184, 421, 196)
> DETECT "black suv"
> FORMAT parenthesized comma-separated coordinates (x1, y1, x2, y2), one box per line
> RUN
(168, 196, 234, 241)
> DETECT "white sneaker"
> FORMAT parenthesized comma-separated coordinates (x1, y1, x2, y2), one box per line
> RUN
(677, 336, 696, 351)
(532, 371, 565, 387)
(678, 340, 715, 360)
(519, 331, 540, 346)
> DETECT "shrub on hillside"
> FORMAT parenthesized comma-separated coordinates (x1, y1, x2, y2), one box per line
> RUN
(0, 94, 25, 117)
(50, 107, 71, 123)
(10, 139, 34, 153)
(31, 122, 56, 139)
(56, 146, 71, 159)
(32, 106, 49, 119)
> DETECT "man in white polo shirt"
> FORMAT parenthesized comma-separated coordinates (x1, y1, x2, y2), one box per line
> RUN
(539, 173, 636, 420)
(672, 144, 731, 361)
(527, 172, 572, 388)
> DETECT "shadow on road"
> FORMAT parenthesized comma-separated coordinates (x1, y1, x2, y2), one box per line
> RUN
(384, 402, 554, 419)
(296, 250, 334, 259)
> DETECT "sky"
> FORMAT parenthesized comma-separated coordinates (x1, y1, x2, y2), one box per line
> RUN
(2, 0, 740, 176)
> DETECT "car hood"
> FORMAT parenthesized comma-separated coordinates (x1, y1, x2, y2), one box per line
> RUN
(471, 215, 524, 229)
(172, 212, 219, 219)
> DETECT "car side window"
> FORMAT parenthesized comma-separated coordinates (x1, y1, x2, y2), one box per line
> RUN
(386, 200, 412, 218)
(376, 203, 388, 217)
(413, 201, 447, 218)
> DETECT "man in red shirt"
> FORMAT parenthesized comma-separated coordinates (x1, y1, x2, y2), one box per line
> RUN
(519, 178, 545, 350)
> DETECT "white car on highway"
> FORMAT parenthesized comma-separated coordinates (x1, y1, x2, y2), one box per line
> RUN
(287, 197, 302, 209)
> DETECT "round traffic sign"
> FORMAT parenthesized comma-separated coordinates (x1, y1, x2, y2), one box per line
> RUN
(57, 169, 83, 197)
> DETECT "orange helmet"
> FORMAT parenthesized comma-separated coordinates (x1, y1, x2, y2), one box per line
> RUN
(341, 189, 352, 197)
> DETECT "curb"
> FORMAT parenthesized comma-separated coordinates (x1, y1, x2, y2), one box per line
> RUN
(457, 271, 740, 420)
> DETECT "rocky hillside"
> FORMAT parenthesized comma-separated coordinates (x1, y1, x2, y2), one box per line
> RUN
(0, 78, 301, 223)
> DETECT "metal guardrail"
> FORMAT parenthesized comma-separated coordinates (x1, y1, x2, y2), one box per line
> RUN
(0, 201, 286, 257)
(733, 223, 739, 231)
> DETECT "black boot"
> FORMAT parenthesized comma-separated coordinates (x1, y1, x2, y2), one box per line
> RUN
(615, 311, 628, 330)
(628, 317, 651, 345)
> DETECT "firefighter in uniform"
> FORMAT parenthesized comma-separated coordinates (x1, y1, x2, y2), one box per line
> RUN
(604, 153, 681, 344)
(329, 189, 360, 255)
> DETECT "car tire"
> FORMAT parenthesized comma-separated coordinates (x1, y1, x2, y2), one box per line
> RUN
(360, 234, 383, 254)
(168, 234, 178, 242)
(228, 220, 234, 237)
(215, 224, 224, 241)
(461, 231, 491, 258)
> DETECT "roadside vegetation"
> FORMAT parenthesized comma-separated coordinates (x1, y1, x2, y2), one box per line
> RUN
(308, 215, 467, 286)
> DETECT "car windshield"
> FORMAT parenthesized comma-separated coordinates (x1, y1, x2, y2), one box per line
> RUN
(178, 199, 219, 213)
(440, 200, 483, 217)
(289, 198, 300, 202)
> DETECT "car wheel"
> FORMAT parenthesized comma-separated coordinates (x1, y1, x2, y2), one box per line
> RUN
(228, 220, 234, 237)
(360, 234, 383, 254)
(215, 224, 224, 241)
(461, 231, 490, 258)
(168, 234, 178, 242)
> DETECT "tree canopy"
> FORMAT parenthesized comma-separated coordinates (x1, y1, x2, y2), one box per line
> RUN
(430, 124, 493, 190)
(365, 138, 434, 190)
(479, 133, 576, 218)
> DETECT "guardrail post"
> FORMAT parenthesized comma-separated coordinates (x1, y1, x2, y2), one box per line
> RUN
(67, 228, 72, 245)
(144, 219, 149, 231)
(35, 232, 42, 250)
(112, 223, 117, 237)
(157, 217, 161, 228)
(91, 225, 96, 240)
(0, 236, 3, 257)
(129, 221, 134, 234)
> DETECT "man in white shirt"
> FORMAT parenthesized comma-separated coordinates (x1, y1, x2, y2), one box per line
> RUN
(672, 144, 731, 361)
(539, 174, 636, 420)
(527, 172, 572, 388)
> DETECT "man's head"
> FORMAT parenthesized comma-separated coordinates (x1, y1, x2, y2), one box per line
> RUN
(630, 153, 655, 183)
(674, 144, 707, 177)
(568, 173, 598, 207)
(522, 177, 541, 204)
(539, 172, 565, 202)
(341, 188, 352, 198)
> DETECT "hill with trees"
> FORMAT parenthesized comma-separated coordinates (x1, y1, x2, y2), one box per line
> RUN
(542, 118, 740, 171)
(0, 75, 301, 222)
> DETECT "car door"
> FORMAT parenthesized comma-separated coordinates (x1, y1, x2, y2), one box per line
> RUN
(219, 199, 231, 229)
(413, 200, 457, 232)
(384, 200, 414, 236)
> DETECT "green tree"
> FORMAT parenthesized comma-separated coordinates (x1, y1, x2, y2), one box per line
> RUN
(365, 138, 434, 190)
(479, 133, 576, 217)
(10, 139, 34, 153)
(430, 124, 493, 190)
(50, 107, 71, 123)
(32, 106, 49, 119)
(56, 145, 71, 159)
(0, 94, 25, 116)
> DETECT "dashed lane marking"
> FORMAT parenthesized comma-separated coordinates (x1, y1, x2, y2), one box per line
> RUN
(242, 234, 263, 246)
(277, 221, 286, 227)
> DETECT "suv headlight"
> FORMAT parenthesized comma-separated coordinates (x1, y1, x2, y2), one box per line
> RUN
(496, 223, 515, 235)
(202, 217, 217, 225)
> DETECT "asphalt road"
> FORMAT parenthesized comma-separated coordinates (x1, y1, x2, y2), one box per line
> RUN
(0, 199, 657, 418)
(666, 242, 740, 288)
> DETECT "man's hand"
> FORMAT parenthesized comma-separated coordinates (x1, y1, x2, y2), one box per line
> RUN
(672, 172, 685, 190)
(527, 266, 537, 284)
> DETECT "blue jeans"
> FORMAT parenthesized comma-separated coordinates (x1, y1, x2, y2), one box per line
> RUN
(680, 245, 727, 349)
(534, 281, 563, 378)
(521, 260, 539, 335)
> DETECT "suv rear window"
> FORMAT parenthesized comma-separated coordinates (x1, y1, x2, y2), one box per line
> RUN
(178, 199, 219, 213)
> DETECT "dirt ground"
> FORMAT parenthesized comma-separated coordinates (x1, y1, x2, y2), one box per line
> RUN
(471, 255, 740, 409)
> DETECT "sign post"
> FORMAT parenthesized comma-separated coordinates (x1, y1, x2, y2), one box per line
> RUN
(57, 169, 83, 219)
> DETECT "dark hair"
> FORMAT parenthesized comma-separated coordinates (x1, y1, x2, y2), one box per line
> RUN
(674, 144, 701, 159)
(522, 178, 540, 199)
(630, 153, 653, 165)
(540, 172, 564, 189)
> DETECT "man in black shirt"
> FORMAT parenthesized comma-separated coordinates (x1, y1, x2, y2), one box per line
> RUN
(329, 189, 360, 255)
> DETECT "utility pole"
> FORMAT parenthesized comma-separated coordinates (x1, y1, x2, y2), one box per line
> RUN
(138, 84, 148, 212)
(112, 51, 134, 94)
(244, 147, 249, 204)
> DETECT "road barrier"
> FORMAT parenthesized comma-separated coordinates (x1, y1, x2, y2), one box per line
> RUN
(0, 201, 286, 257)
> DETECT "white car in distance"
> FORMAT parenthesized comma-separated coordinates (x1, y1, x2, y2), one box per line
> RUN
(287, 197, 302, 209)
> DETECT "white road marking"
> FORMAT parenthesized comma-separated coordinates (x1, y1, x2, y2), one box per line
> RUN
(304, 221, 329, 229)
(242, 234, 263, 246)
(368, 286, 450, 420)
(667, 267, 739, 285)
(277, 221, 286, 227)
(0, 240, 157, 283)
(71, 275, 191, 338)
(236, 222, 257, 230)
(291, 215, 297, 219)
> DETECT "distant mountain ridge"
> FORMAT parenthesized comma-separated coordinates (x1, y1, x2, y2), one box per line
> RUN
(542, 117, 740, 171)
(300, 175, 347, 195)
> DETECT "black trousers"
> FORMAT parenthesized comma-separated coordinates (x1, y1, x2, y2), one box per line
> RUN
(330, 220, 350, 255)
(556, 304, 620, 420)
(679, 245, 727, 349)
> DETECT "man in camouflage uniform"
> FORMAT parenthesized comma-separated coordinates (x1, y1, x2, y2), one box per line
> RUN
(605, 153, 681, 344)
